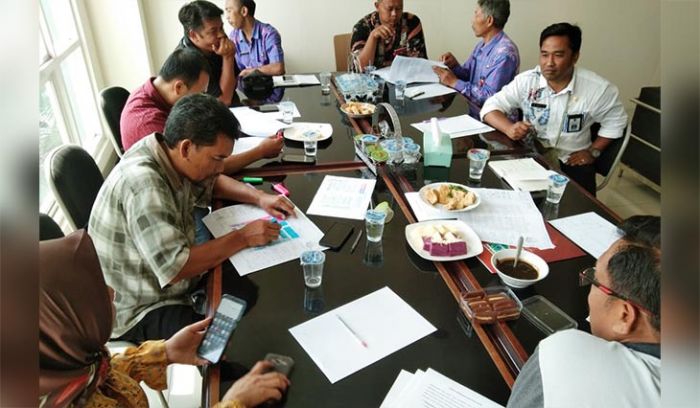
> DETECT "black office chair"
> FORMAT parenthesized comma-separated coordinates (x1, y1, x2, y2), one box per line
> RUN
(591, 123, 631, 191)
(99, 86, 130, 157)
(45, 145, 104, 231)
(40, 213, 65, 240)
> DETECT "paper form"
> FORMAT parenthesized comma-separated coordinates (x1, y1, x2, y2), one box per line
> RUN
(405, 189, 554, 249)
(488, 158, 553, 192)
(306, 175, 376, 220)
(262, 102, 301, 121)
(385, 56, 447, 84)
(411, 114, 494, 138)
(549, 212, 622, 258)
(232, 136, 264, 155)
(202, 203, 324, 275)
(289, 287, 437, 384)
(273, 74, 320, 87)
(230, 107, 290, 137)
(380, 370, 417, 408)
(404, 83, 457, 100)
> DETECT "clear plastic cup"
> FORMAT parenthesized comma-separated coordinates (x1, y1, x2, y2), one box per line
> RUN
(546, 173, 569, 204)
(279, 101, 295, 124)
(319, 72, 332, 94)
(365, 210, 387, 242)
(395, 80, 406, 100)
(300, 250, 325, 288)
(467, 148, 490, 180)
(304, 134, 318, 157)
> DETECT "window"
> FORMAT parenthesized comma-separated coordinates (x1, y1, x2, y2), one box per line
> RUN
(39, 0, 103, 212)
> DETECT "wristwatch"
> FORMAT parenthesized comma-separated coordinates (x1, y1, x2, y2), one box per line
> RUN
(588, 147, 601, 159)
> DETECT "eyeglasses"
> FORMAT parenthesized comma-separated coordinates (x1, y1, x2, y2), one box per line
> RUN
(579, 267, 655, 317)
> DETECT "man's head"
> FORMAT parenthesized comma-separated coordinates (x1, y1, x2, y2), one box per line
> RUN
(538, 23, 581, 84)
(179, 0, 227, 53)
(158, 49, 211, 104)
(163, 93, 239, 182)
(472, 0, 510, 37)
(587, 216, 660, 342)
(225, 0, 256, 29)
(374, 0, 403, 27)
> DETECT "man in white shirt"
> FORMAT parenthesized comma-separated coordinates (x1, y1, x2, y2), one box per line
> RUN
(481, 23, 627, 195)
(507, 216, 660, 407)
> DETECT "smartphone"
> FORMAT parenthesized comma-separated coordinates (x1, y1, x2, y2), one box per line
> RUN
(521, 295, 577, 336)
(258, 104, 279, 113)
(197, 295, 247, 363)
(264, 353, 295, 377)
(281, 154, 316, 164)
(320, 222, 354, 250)
(283, 75, 295, 82)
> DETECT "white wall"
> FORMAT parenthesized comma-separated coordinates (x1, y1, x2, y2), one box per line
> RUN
(99, 0, 661, 111)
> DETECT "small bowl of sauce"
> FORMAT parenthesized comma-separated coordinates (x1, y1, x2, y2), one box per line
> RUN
(491, 249, 549, 288)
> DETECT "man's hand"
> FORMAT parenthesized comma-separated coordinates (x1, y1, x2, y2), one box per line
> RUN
(370, 24, 394, 41)
(239, 68, 255, 78)
(239, 219, 281, 247)
(221, 361, 290, 407)
(164, 318, 212, 366)
(439, 52, 459, 69)
(432, 66, 458, 88)
(255, 135, 284, 159)
(258, 193, 295, 219)
(506, 121, 533, 140)
(212, 37, 235, 58)
(566, 149, 595, 166)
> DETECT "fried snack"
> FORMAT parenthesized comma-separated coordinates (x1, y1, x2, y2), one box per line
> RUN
(437, 184, 451, 203)
(425, 189, 439, 205)
(344, 102, 375, 115)
(424, 185, 477, 210)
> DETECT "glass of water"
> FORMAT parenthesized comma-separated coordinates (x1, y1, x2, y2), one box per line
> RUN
(467, 148, 490, 180)
(279, 101, 295, 124)
(546, 173, 569, 204)
(395, 80, 406, 100)
(303, 133, 318, 157)
(319, 72, 332, 94)
(301, 250, 325, 288)
(365, 209, 387, 242)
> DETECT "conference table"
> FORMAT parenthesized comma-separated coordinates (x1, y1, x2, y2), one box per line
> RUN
(201, 76, 622, 407)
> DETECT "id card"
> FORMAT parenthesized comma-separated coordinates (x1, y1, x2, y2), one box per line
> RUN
(565, 114, 584, 133)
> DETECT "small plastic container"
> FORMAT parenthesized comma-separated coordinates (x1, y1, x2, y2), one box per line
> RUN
(521, 295, 578, 335)
(460, 286, 523, 324)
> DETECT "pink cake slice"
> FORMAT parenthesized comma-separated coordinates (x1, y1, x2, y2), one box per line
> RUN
(447, 241, 468, 256)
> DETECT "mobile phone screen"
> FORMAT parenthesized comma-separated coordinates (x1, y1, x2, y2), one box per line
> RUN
(197, 295, 247, 363)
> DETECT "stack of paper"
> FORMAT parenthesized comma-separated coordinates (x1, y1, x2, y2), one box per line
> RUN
(549, 212, 622, 258)
(404, 83, 456, 100)
(289, 287, 437, 384)
(488, 158, 553, 192)
(307, 175, 376, 220)
(232, 136, 264, 155)
(380, 368, 503, 408)
(375, 56, 446, 84)
(411, 115, 494, 138)
(230, 107, 291, 137)
(273, 74, 320, 87)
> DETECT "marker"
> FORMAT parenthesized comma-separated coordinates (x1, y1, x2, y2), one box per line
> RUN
(336, 314, 368, 348)
(242, 177, 263, 184)
(272, 183, 290, 196)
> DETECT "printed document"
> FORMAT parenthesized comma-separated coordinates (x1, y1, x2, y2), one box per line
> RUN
(549, 212, 622, 258)
(385, 56, 447, 84)
(289, 287, 436, 383)
(411, 115, 494, 138)
(307, 176, 376, 220)
(404, 83, 457, 100)
(203, 203, 324, 275)
(232, 136, 264, 155)
(273, 74, 320, 87)
(489, 158, 552, 192)
(230, 107, 290, 137)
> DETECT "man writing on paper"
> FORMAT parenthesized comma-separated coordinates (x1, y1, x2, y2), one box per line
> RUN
(90, 94, 295, 346)
(351, 0, 428, 69)
(433, 0, 519, 118)
(508, 216, 660, 407)
(481, 23, 627, 195)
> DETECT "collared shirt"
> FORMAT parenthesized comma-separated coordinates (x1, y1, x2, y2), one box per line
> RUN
(229, 19, 284, 74)
(451, 31, 519, 118)
(481, 66, 628, 161)
(88, 134, 215, 337)
(351, 11, 427, 68)
(120, 77, 171, 151)
(176, 36, 223, 98)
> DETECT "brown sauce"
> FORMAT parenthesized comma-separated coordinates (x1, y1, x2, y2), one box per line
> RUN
(496, 259, 538, 280)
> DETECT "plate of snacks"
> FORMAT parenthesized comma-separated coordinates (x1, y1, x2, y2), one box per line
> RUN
(418, 182, 480, 212)
(283, 122, 333, 142)
(460, 286, 522, 324)
(340, 101, 376, 118)
(405, 220, 483, 261)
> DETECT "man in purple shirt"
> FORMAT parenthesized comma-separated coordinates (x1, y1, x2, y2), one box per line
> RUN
(224, 0, 285, 78)
(433, 0, 519, 118)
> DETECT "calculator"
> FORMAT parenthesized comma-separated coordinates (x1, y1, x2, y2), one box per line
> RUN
(197, 295, 247, 363)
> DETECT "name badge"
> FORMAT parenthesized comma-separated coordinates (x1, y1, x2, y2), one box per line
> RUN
(531, 102, 547, 109)
(565, 114, 584, 132)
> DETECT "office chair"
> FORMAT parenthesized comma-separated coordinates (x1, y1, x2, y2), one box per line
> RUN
(99, 86, 130, 157)
(591, 123, 631, 191)
(333, 33, 352, 72)
(40, 213, 65, 240)
(45, 145, 104, 231)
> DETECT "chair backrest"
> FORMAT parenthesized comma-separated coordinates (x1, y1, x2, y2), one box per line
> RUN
(45, 145, 105, 231)
(40, 213, 65, 240)
(591, 123, 631, 191)
(333, 33, 352, 72)
(99, 86, 130, 157)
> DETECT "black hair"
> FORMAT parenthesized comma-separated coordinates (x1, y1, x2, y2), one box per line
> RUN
(163, 94, 239, 148)
(238, 0, 256, 17)
(477, 0, 510, 29)
(607, 216, 661, 331)
(158, 49, 211, 88)
(178, 0, 224, 36)
(539, 22, 582, 54)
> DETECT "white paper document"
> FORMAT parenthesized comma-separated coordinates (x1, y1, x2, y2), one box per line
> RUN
(262, 103, 301, 121)
(273, 74, 320, 87)
(289, 287, 437, 383)
(381, 368, 504, 408)
(202, 203, 324, 275)
(386, 56, 447, 84)
(232, 136, 264, 155)
(489, 158, 553, 192)
(230, 107, 290, 137)
(404, 83, 457, 100)
(411, 115, 494, 138)
(306, 176, 376, 220)
(405, 189, 554, 249)
(549, 212, 622, 258)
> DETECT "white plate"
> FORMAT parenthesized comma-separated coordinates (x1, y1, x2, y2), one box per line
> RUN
(418, 182, 481, 212)
(405, 220, 483, 261)
(283, 122, 333, 142)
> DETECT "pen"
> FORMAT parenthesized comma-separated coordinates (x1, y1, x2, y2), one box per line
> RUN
(349, 230, 363, 253)
(242, 177, 263, 184)
(410, 91, 425, 99)
(336, 314, 368, 348)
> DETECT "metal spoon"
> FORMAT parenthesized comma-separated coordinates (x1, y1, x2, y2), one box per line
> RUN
(513, 236, 524, 268)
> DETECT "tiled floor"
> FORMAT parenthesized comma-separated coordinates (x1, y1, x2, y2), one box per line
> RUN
(596, 167, 661, 219)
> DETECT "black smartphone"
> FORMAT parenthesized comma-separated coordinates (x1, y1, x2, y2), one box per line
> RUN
(258, 104, 279, 113)
(197, 295, 247, 363)
(281, 154, 316, 164)
(320, 222, 354, 250)
(264, 353, 295, 377)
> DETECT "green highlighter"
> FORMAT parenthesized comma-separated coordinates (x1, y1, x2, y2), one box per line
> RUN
(242, 177, 263, 184)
